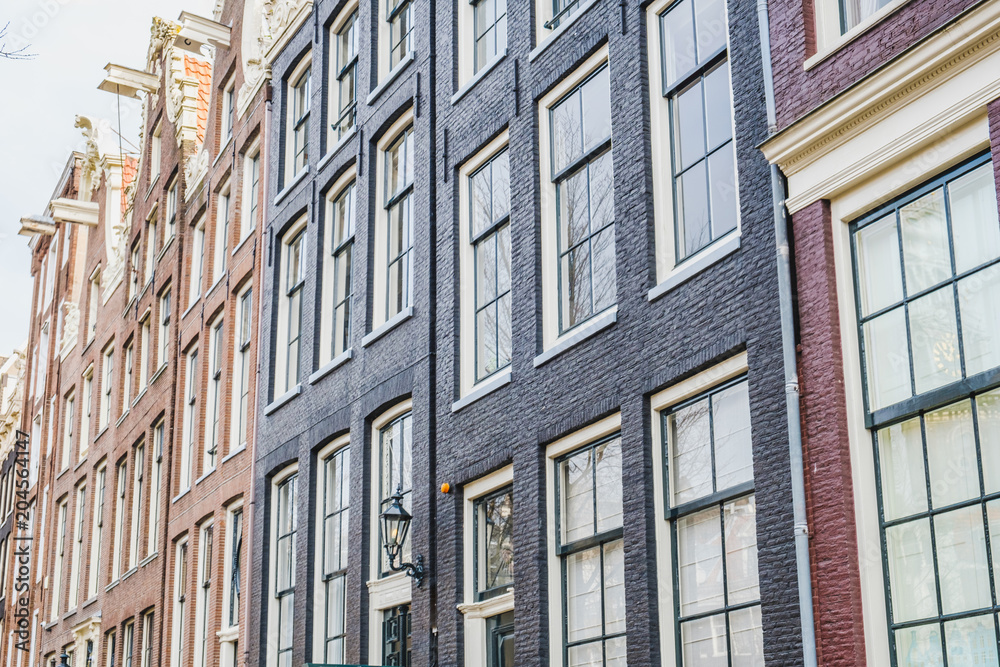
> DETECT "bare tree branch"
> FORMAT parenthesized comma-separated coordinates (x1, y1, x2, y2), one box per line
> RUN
(0, 22, 35, 60)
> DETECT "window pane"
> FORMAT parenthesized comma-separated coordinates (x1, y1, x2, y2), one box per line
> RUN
(703, 61, 732, 150)
(877, 417, 928, 521)
(677, 162, 710, 260)
(552, 91, 582, 173)
(603, 540, 626, 635)
(497, 292, 511, 370)
(957, 263, 1000, 377)
(729, 606, 764, 667)
(561, 242, 592, 330)
(592, 226, 617, 315)
(934, 505, 990, 615)
(712, 381, 752, 491)
(900, 188, 951, 295)
(567, 641, 603, 667)
(589, 153, 615, 233)
(673, 80, 705, 173)
(562, 450, 595, 543)
(472, 167, 493, 237)
(477, 302, 498, 379)
(949, 164, 1000, 274)
(492, 151, 510, 222)
(480, 490, 514, 593)
(677, 506, 724, 616)
(681, 613, 727, 667)
(476, 235, 498, 305)
(908, 285, 960, 395)
(894, 624, 943, 667)
(605, 636, 627, 667)
(694, 0, 726, 59)
(595, 439, 623, 532)
(924, 400, 978, 508)
(856, 214, 904, 316)
(661, 1, 695, 89)
(863, 307, 912, 410)
(944, 615, 999, 666)
(559, 167, 591, 249)
(565, 546, 602, 643)
(979, 390, 1000, 494)
(708, 146, 737, 239)
(885, 519, 938, 623)
(670, 398, 712, 505)
(581, 67, 612, 152)
(724, 496, 759, 605)
(497, 225, 511, 296)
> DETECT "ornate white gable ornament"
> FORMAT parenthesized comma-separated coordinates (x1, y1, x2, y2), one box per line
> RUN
(237, 0, 312, 118)
(59, 302, 80, 360)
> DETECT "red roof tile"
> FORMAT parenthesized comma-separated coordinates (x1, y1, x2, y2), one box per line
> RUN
(121, 156, 138, 217)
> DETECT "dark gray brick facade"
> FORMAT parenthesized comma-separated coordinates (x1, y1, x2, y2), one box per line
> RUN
(251, 0, 806, 665)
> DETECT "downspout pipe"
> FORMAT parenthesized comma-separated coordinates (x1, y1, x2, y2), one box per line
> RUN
(756, 1, 818, 665)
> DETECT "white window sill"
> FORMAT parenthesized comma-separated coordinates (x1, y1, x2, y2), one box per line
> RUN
(367, 571, 412, 610)
(221, 445, 247, 465)
(451, 50, 507, 105)
(121, 566, 138, 581)
(805, 0, 913, 70)
(309, 349, 353, 384)
(133, 386, 147, 408)
(213, 135, 234, 166)
(172, 487, 191, 504)
(648, 232, 741, 302)
(217, 625, 240, 642)
(116, 410, 129, 428)
(366, 51, 415, 106)
(452, 369, 511, 413)
(182, 296, 201, 320)
(207, 273, 227, 298)
(529, 0, 600, 62)
(195, 467, 216, 485)
(318, 127, 357, 171)
(151, 363, 168, 385)
(534, 307, 617, 368)
(232, 230, 255, 257)
(139, 552, 158, 568)
(458, 590, 515, 618)
(362, 306, 414, 347)
(264, 384, 302, 415)
(157, 235, 175, 262)
(274, 166, 310, 207)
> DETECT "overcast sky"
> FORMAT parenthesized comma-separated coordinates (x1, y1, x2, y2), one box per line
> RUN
(0, 0, 214, 355)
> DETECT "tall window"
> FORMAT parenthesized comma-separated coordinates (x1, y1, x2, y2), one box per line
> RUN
(88, 268, 101, 343)
(112, 459, 127, 579)
(62, 392, 74, 470)
(475, 487, 513, 600)
(150, 123, 162, 183)
(123, 621, 135, 667)
(382, 605, 412, 666)
(851, 157, 1000, 663)
(279, 227, 306, 394)
(88, 463, 106, 598)
(243, 152, 260, 240)
(158, 290, 171, 370)
(68, 483, 86, 609)
(141, 611, 154, 667)
(195, 524, 213, 667)
(207, 319, 223, 470)
(171, 539, 188, 667)
(129, 443, 144, 570)
(214, 186, 230, 282)
(288, 63, 311, 179)
(106, 631, 115, 667)
(549, 65, 615, 333)
(226, 507, 243, 629)
(139, 316, 150, 388)
(123, 341, 134, 413)
(190, 217, 206, 305)
(222, 78, 235, 142)
(329, 181, 355, 359)
(129, 243, 141, 300)
(232, 288, 253, 450)
(51, 497, 68, 619)
(378, 412, 412, 574)
(272, 473, 297, 667)
(331, 10, 358, 140)
(661, 378, 760, 665)
(474, 0, 506, 71)
(318, 444, 350, 663)
(146, 213, 158, 279)
(841, 0, 891, 32)
(660, 0, 736, 262)
(81, 370, 93, 460)
(470, 148, 511, 382)
(555, 435, 625, 666)
(387, 0, 412, 69)
(383, 126, 414, 322)
(100, 346, 114, 430)
(181, 348, 198, 491)
(166, 178, 178, 243)
(149, 420, 164, 556)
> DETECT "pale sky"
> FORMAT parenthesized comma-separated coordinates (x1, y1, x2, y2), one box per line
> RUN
(0, 0, 214, 354)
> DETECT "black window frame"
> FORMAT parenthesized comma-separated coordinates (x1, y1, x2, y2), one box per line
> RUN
(378, 412, 412, 577)
(273, 474, 297, 667)
(330, 181, 356, 360)
(332, 11, 359, 141)
(383, 127, 414, 322)
(320, 445, 351, 662)
(473, 484, 514, 601)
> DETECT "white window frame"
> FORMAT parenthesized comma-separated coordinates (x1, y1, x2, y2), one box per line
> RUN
(139, 312, 151, 389)
(267, 465, 298, 667)
(149, 420, 164, 557)
(81, 368, 93, 461)
(372, 111, 415, 330)
(377, 0, 413, 82)
(51, 497, 68, 620)
(146, 208, 158, 281)
(544, 413, 624, 667)
(129, 441, 144, 570)
(68, 482, 85, 610)
(112, 458, 127, 580)
(165, 177, 178, 245)
(123, 620, 135, 667)
(122, 340, 134, 415)
(320, 168, 357, 367)
(190, 216, 206, 306)
(458, 132, 512, 399)
(222, 501, 244, 631)
(459, 465, 515, 667)
(214, 182, 231, 284)
(88, 268, 101, 344)
(329, 2, 359, 147)
(194, 521, 214, 667)
(221, 77, 236, 144)
(158, 289, 172, 371)
(88, 461, 107, 599)
(140, 610, 154, 667)
(180, 347, 199, 492)
(100, 345, 114, 431)
(312, 436, 351, 664)
(150, 122, 162, 184)
(231, 285, 253, 452)
(285, 55, 312, 184)
(274, 218, 307, 397)
(242, 146, 261, 242)
(61, 391, 75, 471)
(457, 0, 507, 86)
(170, 537, 189, 667)
(206, 317, 223, 471)
(129, 242, 141, 301)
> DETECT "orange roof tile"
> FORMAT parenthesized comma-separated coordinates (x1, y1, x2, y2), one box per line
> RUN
(121, 156, 138, 217)
(185, 55, 212, 145)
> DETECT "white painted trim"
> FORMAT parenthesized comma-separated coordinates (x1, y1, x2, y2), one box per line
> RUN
(362, 306, 414, 347)
(533, 307, 617, 368)
(366, 51, 415, 106)
(313, 435, 351, 660)
(308, 349, 353, 385)
(647, 232, 741, 301)
(264, 384, 302, 415)
(273, 165, 310, 207)
(452, 51, 507, 105)
(319, 167, 359, 366)
(451, 370, 511, 413)
(318, 127, 357, 171)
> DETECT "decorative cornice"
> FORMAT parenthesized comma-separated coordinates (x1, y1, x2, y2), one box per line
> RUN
(98, 63, 160, 98)
(18, 215, 56, 237)
(184, 147, 209, 199)
(49, 199, 99, 227)
(761, 0, 1000, 173)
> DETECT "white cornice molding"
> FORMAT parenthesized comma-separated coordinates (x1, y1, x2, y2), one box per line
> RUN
(49, 199, 99, 227)
(18, 215, 56, 237)
(98, 63, 160, 98)
(262, 0, 314, 64)
(761, 0, 1000, 174)
(175, 11, 232, 53)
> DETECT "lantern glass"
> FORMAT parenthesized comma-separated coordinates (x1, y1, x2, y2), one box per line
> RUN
(380, 492, 412, 560)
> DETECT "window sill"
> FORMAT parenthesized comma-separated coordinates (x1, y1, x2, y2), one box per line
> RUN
(56, 466, 69, 480)
(73, 456, 88, 473)
(366, 51, 415, 106)
(451, 50, 506, 105)
(182, 296, 201, 320)
(264, 384, 302, 415)
(122, 295, 137, 319)
(172, 487, 191, 504)
(232, 230, 255, 257)
(150, 363, 167, 385)
(96, 425, 109, 442)
(213, 135, 234, 166)
(116, 410, 130, 428)
(144, 176, 159, 201)
(139, 552, 157, 568)
(457, 590, 514, 618)
(529, 0, 600, 62)
(121, 566, 138, 581)
(105, 580, 120, 593)
(61, 609, 77, 622)
(318, 127, 357, 171)
(221, 445, 246, 465)
(805, 0, 913, 70)
(362, 306, 414, 347)
(309, 349, 353, 384)
(274, 166, 310, 207)
(195, 467, 216, 485)
(452, 369, 511, 413)
(534, 307, 617, 368)
(82, 595, 99, 609)
(647, 232, 740, 302)
(132, 386, 147, 408)
(207, 274, 226, 299)
(367, 571, 412, 610)
(217, 625, 240, 642)
(157, 235, 175, 262)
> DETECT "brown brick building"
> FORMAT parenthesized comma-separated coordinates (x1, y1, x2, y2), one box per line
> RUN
(4, 3, 266, 666)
